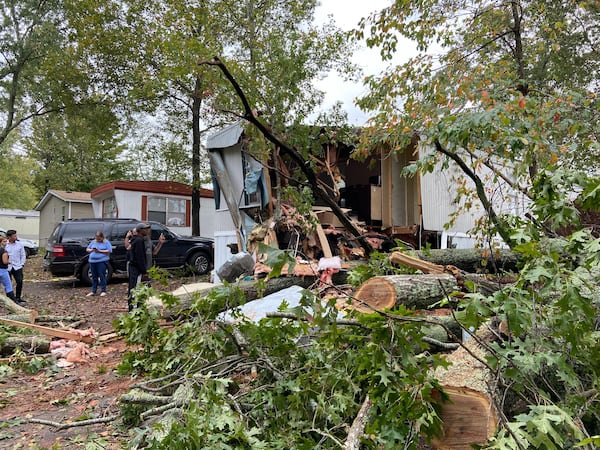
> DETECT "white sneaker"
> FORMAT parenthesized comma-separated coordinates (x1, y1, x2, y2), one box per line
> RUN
(100, 292, 107, 297)
(86, 292, 95, 297)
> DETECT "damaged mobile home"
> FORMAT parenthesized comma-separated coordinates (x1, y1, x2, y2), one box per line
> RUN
(207, 121, 526, 275)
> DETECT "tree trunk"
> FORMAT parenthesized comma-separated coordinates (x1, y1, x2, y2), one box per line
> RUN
(1, 336, 50, 356)
(191, 77, 203, 237)
(0, 294, 34, 316)
(352, 274, 460, 311)
(430, 326, 499, 449)
(157, 275, 351, 319)
(389, 251, 509, 297)
(417, 249, 519, 273)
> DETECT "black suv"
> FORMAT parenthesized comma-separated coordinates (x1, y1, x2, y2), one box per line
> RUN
(44, 218, 214, 285)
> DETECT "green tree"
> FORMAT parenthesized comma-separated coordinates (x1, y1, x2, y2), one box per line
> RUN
(354, 1, 600, 447)
(0, 0, 90, 147)
(356, 0, 599, 241)
(26, 104, 127, 193)
(66, 0, 355, 235)
(0, 152, 40, 209)
(124, 112, 194, 183)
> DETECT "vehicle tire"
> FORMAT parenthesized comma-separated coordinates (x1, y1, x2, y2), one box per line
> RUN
(187, 251, 210, 275)
(24, 247, 31, 258)
(80, 262, 114, 286)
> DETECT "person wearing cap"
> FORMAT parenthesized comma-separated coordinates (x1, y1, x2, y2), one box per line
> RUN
(125, 225, 164, 270)
(5, 230, 26, 305)
(127, 222, 150, 311)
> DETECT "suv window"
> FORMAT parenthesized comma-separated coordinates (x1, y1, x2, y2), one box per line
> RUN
(59, 222, 103, 243)
(149, 223, 174, 241)
(111, 223, 133, 241)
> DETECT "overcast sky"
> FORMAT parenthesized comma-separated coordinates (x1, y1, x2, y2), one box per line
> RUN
(314, 0, 412, 125)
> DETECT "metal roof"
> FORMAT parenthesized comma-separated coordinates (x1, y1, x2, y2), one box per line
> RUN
(206, 121, 244, 150)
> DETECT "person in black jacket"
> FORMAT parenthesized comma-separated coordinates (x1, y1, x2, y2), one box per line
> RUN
(127, 223, 150, 311)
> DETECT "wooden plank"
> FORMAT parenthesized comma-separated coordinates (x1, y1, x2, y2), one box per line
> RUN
(315, 223, 333, 258)
(0, 318, 96, 344)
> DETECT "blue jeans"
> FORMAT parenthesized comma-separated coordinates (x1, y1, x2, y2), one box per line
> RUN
(90, 261, 108, 294)
(0, 268, 13, 296)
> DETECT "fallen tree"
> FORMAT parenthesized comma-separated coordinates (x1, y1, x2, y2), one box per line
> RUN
(1, 335, 51, 356)
(352, 274, 460, 311)
(416, 248, 519, 273)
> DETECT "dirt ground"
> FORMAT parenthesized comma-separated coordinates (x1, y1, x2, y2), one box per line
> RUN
(0, 254, 200, 449)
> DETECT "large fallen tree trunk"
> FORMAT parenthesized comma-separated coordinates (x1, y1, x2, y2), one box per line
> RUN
(0, 293, 35, 316)
(155, 277, 319, 320)
(430, 325, 499, 449)
(352, 274, 460, 311)
(389, 251, 508, 296)
(417, 248, 519, 273)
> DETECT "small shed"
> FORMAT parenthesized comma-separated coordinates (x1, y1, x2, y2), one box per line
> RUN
(90, 181, 216, 238)
(35, 190, 93, 247)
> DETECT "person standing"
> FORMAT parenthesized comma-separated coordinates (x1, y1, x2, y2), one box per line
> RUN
(5, 230, 26, 304)
(0, 237, 19, 305)
(127, 223, 150, 311)
(86, 231, 112, 297)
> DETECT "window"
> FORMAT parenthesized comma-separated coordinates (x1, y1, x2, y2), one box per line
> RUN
(147, 197, 186, 226)
(241, 151, 262, 208)
(103, 197, 117, 218)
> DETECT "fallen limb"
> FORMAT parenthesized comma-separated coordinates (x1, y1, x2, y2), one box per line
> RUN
(343, 395, 372, 450)
(431, 324, 500, 449)
(390, 251, 508, 296)
(1, 314, 79, 323)
(0, 293, 34, 316)
(1, 335, 50, 356)
(28, 415, 118, 430)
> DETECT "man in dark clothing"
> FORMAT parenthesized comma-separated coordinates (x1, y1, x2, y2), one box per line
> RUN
(127, 223, 150, 311)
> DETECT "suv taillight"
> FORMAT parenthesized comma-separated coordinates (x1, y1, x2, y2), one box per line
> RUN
(52, 245, 66, 257)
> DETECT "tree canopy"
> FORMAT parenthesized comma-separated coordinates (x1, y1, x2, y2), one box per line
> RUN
(356, 0, 599, 241)
(64, 0, 355, 233)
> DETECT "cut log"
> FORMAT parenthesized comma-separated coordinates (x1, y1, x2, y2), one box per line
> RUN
(352, 274, 460, 312)
(417, 249, 518, 273)
(389, 251, 507, 297)
(430, 325, 499, 449)
(1, 335, 51, 356)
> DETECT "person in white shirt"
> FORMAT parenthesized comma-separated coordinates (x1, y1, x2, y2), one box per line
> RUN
(6, 230, 26, 305)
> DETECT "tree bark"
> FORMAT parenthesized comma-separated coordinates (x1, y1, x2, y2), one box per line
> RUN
(389, 251, 511, 296)
(157, 275, 351, 319)
(1, 335, 50, 356)
(343, 395, 372, 450)
(353, 274, 460, 311)
(417, 248, 519, 274)
(0, 294, 34, 316)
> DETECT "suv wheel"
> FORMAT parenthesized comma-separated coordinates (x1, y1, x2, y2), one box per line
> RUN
(187, 251, 210, 275)
(80, 262, 114, 286)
